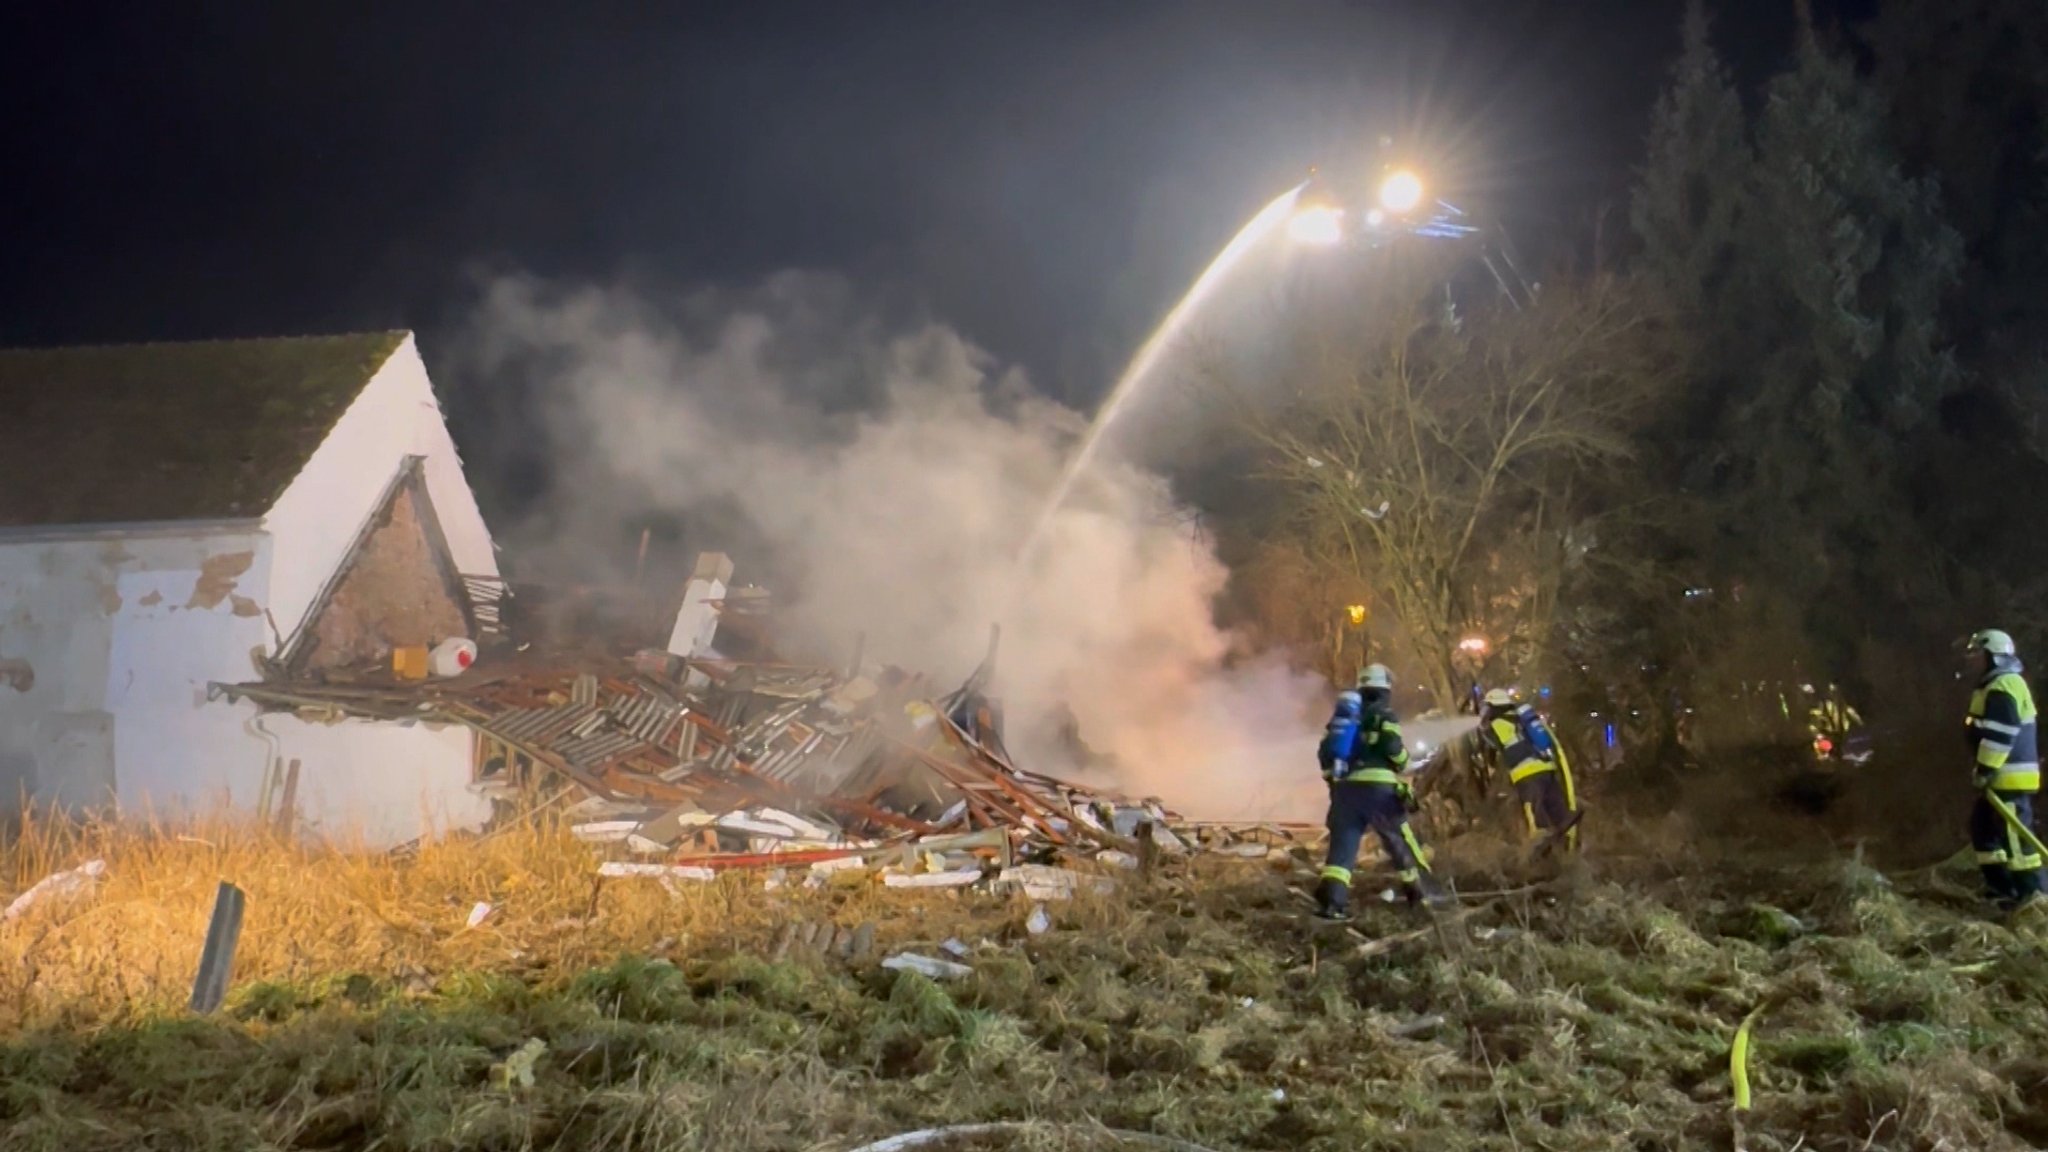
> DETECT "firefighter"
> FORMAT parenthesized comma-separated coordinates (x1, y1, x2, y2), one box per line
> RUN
(1315, 664, 1436, 917)
(1480, 687, 1577, 850)
(1964, 630, 2043, 913)
(1808, 685, 1864, 764)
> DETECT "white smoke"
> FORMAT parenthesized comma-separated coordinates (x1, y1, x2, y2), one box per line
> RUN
(458, 271, 1329, 821)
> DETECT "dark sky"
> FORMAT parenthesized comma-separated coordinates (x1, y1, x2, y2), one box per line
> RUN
(0, 1, 1858, 405)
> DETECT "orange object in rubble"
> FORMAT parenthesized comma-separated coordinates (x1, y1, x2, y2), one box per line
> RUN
(392, 645, 431, 681)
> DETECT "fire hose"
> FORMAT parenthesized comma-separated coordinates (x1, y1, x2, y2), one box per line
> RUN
(1983, 788, 2048, 863)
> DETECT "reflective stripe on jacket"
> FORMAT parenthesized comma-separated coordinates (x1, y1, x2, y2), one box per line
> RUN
(1969, 669, 2040, 793)
(1332, 705, 1410, 785)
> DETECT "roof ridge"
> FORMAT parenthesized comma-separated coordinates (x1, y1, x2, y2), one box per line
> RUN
(0, 329, 413, 355)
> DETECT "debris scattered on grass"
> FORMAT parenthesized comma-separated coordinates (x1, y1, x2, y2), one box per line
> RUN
(4, 857, 107, 921)
(488, 1038, 547, 1091)
(597, 861, 716, 882)
(883, 869, 982, 889)
(1026, 904, 1051, 935)
(465, 901, 493, 928)
(881, 952, 973, 980)
(1389, 1013, 1448, 1038)
(998, 864, 1113, 901)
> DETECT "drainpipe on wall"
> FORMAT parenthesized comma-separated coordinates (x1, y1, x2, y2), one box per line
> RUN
(246, 714, 283, 821)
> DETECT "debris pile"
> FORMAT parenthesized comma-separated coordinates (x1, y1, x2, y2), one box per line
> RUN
(214, 648, 1316, 885)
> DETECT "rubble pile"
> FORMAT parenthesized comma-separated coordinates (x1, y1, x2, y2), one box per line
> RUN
(214, 646, 1317, 888)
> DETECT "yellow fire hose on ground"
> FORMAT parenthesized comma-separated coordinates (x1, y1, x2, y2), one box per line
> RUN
(1557, 744, 1581, 853)
(1983, 788, 2048, 865)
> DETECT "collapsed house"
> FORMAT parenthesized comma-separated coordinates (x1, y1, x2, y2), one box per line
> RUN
(216, 554, 1316, 870)
(0, 332, 502, 841)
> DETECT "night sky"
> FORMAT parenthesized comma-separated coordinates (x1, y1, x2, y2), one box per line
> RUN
(1, 1, 1864, 406)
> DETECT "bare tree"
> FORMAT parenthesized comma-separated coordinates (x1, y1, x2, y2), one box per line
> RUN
(1230, 262, 1671, 711)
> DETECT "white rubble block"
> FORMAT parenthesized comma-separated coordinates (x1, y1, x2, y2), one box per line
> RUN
(718, 813, 804, 838)
(750, 807, 838, 842)
(748, 837, 845, 855)
(466, 902, 493, 929)
(810, 855, 870, 875)
(883, 869, 982, 889)
(598, 862, 717, 883)
(626, 835, 673, 856)
(1211, 843, 1270, 859)
(1026, 904, 1052, 935)
(882, 953, 973, 981)
(1096, 850, 1140, 870)
(571, 821, 641, 843)
(562, 796, 645, 822)
(4, 859, 107, 921)
(996, 865, 1114, 902)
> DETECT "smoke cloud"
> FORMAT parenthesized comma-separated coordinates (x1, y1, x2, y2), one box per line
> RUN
(457, 271, 1328, 821)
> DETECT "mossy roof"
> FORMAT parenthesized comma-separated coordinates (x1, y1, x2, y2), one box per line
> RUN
(0, 331, 408, 527)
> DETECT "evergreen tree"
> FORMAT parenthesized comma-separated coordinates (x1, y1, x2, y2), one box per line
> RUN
(1864, 0, 2048, 360)
(1713, 27, 1961, 727)
(1630, 0, 1750, 318)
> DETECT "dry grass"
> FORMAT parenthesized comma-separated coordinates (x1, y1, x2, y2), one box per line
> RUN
(3, 813, 2047, 1152)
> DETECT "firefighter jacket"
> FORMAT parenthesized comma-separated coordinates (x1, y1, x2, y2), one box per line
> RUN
(1483, 703, 1557, 783)
(1968, 665, 2040, 793)
(1320, 700, 1410, 785)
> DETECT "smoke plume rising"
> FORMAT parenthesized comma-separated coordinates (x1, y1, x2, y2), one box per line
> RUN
(458, 271, 1328, 821)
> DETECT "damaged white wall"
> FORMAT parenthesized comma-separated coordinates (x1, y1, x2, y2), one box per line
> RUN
(0, 521, 492, 845)
(255, 715, 487, 847)
(0, 333, 500, 846)
(0, 524, 274, 812)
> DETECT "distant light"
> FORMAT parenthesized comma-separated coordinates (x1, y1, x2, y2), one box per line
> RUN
(1287, 205, 1345, 245)
(1365, 208, 1387, 228)
(1457, 635, 1488, 655)
(1378, 169, 1425, 214)
(1345, 604, 1367, 626)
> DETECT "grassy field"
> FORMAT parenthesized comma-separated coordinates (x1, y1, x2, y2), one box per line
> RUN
(2, 814, 2047, 1152)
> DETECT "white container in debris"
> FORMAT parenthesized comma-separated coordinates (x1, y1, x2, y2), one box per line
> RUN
(430, 637, 478, 678)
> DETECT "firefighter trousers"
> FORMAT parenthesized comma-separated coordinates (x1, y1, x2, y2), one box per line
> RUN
(1513, 769, 1574, 844)
(1318, 782, 1428, 914)
(1971, 789, 2042, 905)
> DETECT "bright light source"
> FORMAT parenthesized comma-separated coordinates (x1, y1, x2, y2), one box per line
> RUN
(1378, 169, 1425, 214)
(1287, 205, 1344, 245)
(1365, 208, 1386, 228)
(1457, 635, 1488, 654)
(1345, 604, 1368, 627)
